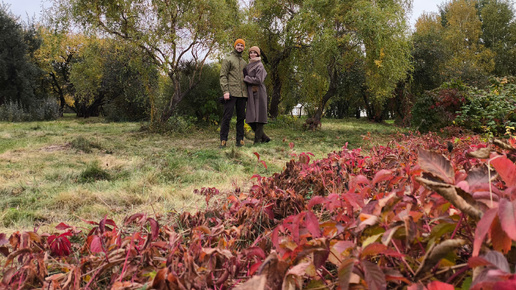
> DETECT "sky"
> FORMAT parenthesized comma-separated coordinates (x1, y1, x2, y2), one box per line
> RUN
(3, 0, 445, 27)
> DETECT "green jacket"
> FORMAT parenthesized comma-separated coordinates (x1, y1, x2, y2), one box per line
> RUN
(220, 50, 248, 98)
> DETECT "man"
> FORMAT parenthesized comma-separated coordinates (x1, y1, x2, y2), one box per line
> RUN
(219, 39, 248, 148)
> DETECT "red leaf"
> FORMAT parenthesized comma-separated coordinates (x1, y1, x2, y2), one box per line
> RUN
(251, 174, 262, 180)
(468, 256, 492, 268)
(498, 199, 516, 240)
(361, 260, 386, 290)
(80, 218, 98, 225)
(193, 226, 211, 235)
(490, 155, 516, 187)
(260, 160, 267, 169)
(253, 152, 260, 160)
(494, 279, 516, 290)
(55, 222, 72, 230)
(289, 142, 295, 149)
(427, 281, 454, 290)
(307, 196, 326, 210)
(245, 246, 266, 260)
(490, 215, 512, 254)
(338, 258, 355, 290)
(148, 218, 159, 240)
(305, 211, 321, 238)
(90, 235, 104, 253)
(2, 268, 16, 285)
(49, 232, 72, 257)
(473, 208, 497, 256)
(263, 204, 274, 220)
(418, 149, 454, 184)
(271, 226, 280, 250)
(249, 261, 262, 276)
(372, 170, 393, 185)
(124, 213, 145, 225)
(361, 243, 388, 258)
(353, 175, 370, 186)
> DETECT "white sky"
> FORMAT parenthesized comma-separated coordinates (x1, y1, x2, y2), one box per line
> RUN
(1, 0, 446, 27)
(3, 0, 445, 25)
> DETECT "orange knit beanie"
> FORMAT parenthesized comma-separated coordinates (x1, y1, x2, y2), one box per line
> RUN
(234, 39, 245, 48)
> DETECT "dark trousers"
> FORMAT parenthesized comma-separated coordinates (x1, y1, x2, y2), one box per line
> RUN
(220, 96, 247, 141)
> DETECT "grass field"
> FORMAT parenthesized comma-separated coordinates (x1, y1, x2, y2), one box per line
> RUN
(0, 115, 406, 234)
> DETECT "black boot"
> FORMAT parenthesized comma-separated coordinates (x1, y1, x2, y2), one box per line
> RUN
(261, 132, 271, 143)
(254, 123, 264, 145)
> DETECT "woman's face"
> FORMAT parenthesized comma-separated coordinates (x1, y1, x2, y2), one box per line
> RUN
(249, 51, 258, 58)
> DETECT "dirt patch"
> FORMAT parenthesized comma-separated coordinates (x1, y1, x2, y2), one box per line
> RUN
(40, 143, 72, 152)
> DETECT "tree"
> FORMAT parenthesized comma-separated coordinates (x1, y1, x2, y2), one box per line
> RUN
(301, 0, 412, 123)
(100, 42, 158, 122)
(35, 28, 85, 115)
(52, 0, 238, 128)
(479, 0, 516, 76)
(246, 0, 308, 119)
(411, 13, 448, 95)
(0, 6, 43, 108)
(440, 0, 495, 85)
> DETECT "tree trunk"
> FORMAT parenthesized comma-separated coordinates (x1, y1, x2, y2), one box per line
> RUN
(313, 86, 336, 123)
(49, 72, 66, 117)
(313, 62, 338, 123)
(159, 72, 199, 125)
(75, 93, 104, 118)
(267, 48, 291, 119)
(269, 65, 282, 119)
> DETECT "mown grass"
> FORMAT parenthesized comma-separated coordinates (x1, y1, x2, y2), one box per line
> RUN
(0, 114, 406, 233)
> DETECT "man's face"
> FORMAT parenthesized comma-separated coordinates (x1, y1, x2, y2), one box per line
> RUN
(235, 43, 244, 52)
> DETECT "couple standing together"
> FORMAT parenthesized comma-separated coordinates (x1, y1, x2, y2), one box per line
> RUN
(219, 39, 270, 148)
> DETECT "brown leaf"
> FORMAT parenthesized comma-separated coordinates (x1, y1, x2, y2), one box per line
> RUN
(414, 239, 466, 280)
(493, 139, 516, 151)
(418, 149, 454, 184)
(416, 177, 483, 219)
(282, 262, 311, 290)
(234, 275, 267, 290)
(467, 147, 491, 159)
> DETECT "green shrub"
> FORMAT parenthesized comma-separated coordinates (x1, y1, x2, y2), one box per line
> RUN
(175, 63, 223, 124)
(79, 162, 111, 183)
(411, 81, 467, 133)
(455, 78, 516, 136)
(2, 208, 37, 227)
(268, 115, 302, 129)
(71, 136, 102, 153)
(0, 99, 59, 121)
(165, 115, 196, 133)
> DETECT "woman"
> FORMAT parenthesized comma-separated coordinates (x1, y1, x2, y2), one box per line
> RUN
(243, 46, 271, 144)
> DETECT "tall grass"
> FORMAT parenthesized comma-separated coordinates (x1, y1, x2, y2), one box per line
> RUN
(0, 115, 405, 233)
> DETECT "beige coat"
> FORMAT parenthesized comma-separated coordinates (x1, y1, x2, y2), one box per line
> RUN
(244, 58, 268, 124)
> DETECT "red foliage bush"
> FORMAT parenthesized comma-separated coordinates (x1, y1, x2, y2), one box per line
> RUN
(2, 133, 516, 289)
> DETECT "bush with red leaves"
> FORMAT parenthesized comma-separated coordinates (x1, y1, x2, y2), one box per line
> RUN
(2, 133, 516, 289)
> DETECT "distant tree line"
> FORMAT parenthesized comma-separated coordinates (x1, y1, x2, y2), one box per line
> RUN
(0, 0, 515, 135)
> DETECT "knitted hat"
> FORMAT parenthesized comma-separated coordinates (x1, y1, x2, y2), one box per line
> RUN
(249, 46, 261, 56)
(234, 39, 245, 48)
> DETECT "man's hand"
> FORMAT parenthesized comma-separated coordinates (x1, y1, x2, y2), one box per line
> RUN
(224, 93, 230, 100)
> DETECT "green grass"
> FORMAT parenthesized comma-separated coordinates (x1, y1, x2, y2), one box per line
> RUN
(0, 115, 406, 233)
